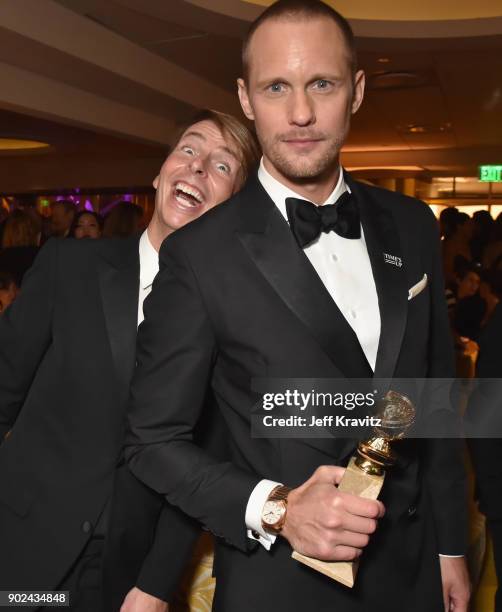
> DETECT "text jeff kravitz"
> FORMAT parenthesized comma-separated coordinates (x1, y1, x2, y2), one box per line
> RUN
(262, 415, 382, 428)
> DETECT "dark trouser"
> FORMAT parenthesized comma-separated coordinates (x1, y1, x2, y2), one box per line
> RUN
(489, 520, 502, 612)
(43, 537, 104, 612)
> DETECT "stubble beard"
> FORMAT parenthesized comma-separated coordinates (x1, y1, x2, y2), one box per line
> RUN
(263, 133, 345, 183)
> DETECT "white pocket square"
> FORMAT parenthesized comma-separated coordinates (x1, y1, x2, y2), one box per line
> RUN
(408, 274, 428, 300)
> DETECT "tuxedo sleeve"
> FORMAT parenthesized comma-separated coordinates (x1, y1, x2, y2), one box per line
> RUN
(421, 207, 468, 555)
(135, 503, 199, 600)
(102, 463, 200, 608)
(104, 400, 229, 605)
(0, 240, 56, 441)
(125, 236, 260, 552)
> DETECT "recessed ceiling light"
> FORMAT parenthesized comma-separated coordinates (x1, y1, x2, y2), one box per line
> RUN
(368, 70, 437, 90)
(434, 177, 471, 183)
(346, 166, 424, 172)
(0, 138, 50, 151)
(342, 144, 411, 152)
(368, 71, 427, 90)
(400, 123, 452, 135)
(377, 57, 390, 63)
(408, 125, 426, 134)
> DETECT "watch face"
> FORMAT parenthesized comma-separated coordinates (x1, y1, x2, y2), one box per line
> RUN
(262, 500, 284, 525)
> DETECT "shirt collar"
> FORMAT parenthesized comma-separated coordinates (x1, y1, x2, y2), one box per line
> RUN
(257, 157, 349, 223)
(139, 229, 159, 290)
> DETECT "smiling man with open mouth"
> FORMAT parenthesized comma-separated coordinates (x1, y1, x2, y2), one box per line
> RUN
(0, 108, 259, 612)
(148, 113, 257, 251)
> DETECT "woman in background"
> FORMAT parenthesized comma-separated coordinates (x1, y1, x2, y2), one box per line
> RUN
(70, 211, 102, 240)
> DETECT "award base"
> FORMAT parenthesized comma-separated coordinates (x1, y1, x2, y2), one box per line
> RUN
(291, 456, 385, 588)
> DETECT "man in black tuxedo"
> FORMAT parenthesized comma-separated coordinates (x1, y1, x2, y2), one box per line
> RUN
(0, 109, 258, 611)
(126, 2, 470, 610)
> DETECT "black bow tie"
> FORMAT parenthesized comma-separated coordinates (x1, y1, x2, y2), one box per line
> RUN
(285, 191, 360, 248)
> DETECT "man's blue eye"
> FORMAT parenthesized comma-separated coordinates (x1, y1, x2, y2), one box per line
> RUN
(270, 83, 283, 92)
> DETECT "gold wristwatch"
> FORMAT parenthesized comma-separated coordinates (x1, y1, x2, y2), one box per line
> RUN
(261, 485, 292, 534)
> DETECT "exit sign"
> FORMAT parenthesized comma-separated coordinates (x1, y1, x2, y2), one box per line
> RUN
(479, 165, 502, 182)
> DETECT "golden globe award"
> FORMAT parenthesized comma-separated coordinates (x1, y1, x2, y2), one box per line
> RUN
(292, 390, 416, 587)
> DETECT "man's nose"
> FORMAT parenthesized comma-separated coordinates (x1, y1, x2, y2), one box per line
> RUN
(190, 156, 207, 176)
(288, 91, 315, 126)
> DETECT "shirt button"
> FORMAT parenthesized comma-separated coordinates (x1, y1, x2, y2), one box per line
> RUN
(330, 253, 338, 262)
(81, 520, 92, 534)
(407, 506, 417, 518)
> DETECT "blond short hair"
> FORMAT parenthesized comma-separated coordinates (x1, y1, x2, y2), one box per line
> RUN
(241, 0, 358, 83)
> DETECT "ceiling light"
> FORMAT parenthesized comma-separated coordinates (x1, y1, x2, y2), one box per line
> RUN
(342, 144, 411, 152)
(346, 166, 424, 172)
(408, 125, 426, 134)
(368, 71, 427, 90)
(400, 123, 452, 135)
(0, 138, 50, 151)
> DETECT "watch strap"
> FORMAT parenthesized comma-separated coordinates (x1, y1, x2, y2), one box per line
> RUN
(268, 485, 292, 502)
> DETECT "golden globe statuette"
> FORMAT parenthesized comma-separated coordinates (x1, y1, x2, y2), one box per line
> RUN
(292, 390, 416, 587)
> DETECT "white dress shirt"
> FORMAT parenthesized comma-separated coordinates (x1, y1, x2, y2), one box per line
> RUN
(245, 160, 380, 549)
(137, 229, 159, 326)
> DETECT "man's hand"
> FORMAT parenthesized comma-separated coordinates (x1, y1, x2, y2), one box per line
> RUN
(281, 465, 385, 561)
(439, 556, 470, 612)
(120, 587, 168, 612)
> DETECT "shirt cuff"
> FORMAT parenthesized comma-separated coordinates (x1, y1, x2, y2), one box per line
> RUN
(245, 479, 282, 550)
(438, 554, 464, 558)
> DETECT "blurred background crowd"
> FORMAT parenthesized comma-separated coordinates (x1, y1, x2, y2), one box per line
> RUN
(440, 208, 502, 368)
(0, 200, 145, 314)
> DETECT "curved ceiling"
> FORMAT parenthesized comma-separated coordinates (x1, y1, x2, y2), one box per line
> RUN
(242, 0, 502, 21)
(0, 0, 501, 192)
(183, 0, 502, 37)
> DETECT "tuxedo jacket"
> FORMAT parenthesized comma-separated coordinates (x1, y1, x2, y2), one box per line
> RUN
(126, 174, 467, 612)
(0, 236, 199, 609)
(467, 302, 502, 521)
(0, 245, 39, 286)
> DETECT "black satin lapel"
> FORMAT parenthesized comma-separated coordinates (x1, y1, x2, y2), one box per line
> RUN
(98, 241, 140, 397)
(350, 180, 408, 380)
(238, 206, 372, 379)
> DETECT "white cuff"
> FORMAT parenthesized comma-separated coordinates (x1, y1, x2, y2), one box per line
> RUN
(245, 479, 282, 550)
(438, 554, 464, 558)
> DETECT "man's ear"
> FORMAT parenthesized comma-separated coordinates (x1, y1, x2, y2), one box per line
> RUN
(351, 70, 365, 115)
(237, 78, 255, 121)
(152, 175, 159, 190)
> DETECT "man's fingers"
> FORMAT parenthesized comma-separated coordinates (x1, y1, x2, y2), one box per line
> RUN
(336, 491, 385, 519)
(339, 512, 378, 536)
(312, 464, 346, 485)
(329, 545, 362, 561)
(336, 529, 370, 549)
(442, 592, 449, 612)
